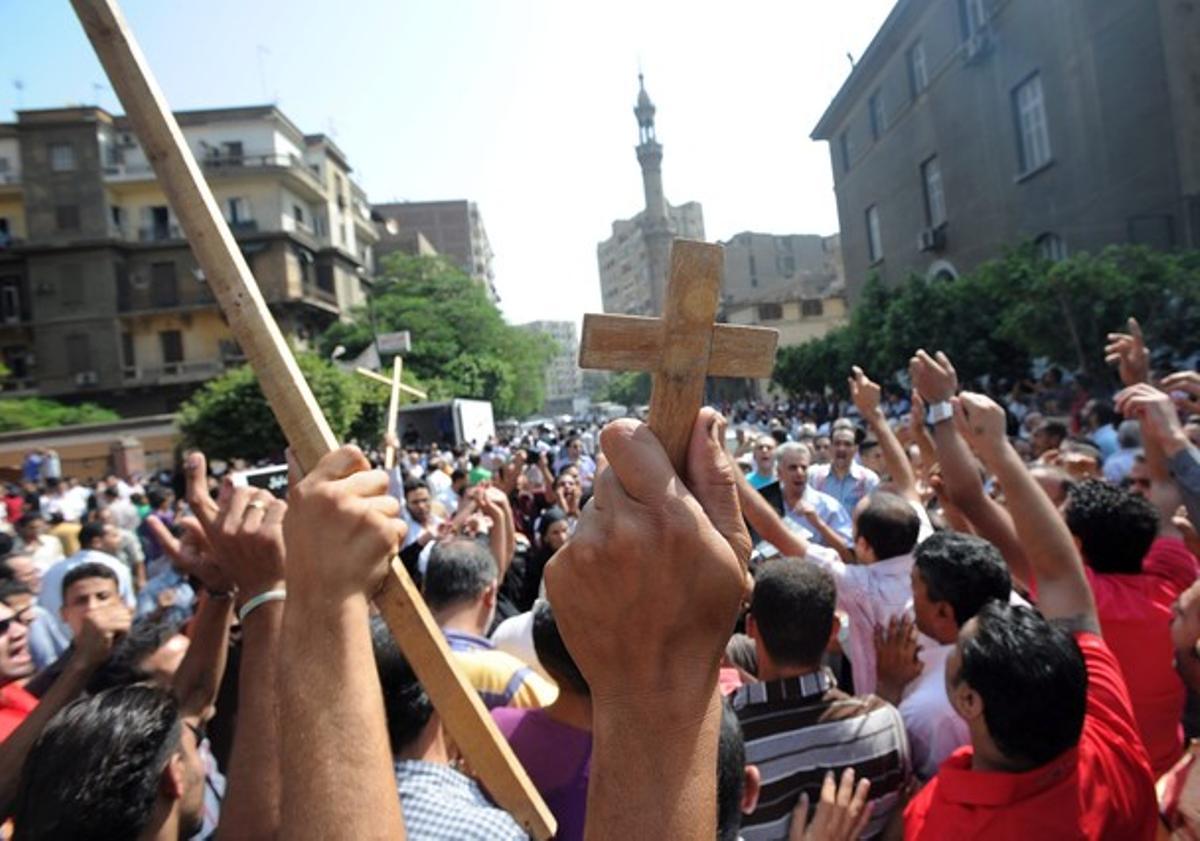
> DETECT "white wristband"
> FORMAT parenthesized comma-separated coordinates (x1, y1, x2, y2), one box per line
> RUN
(238, 589, 286, 623)
(926, 400, 954, 426)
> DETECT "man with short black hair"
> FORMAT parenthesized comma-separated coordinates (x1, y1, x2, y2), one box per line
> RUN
(891, 531, 1013, 778)
(733, 560, 910, 839)
(1032, 418, 1069, 458)
(13, 513, 62, 574)
(371, 617, 528, 840)
(423, 539, 555, 709)
(13, 683, 206, 840)
(38, 522, 134, 647)
(808, 426, 879, 512)
(1065, 478, 1198, 776)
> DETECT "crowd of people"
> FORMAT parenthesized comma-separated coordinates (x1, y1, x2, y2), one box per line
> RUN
(3, 316, 1200, 839)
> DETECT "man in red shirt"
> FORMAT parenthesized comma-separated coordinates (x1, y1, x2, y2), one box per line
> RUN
(903, 388, 1158, 841)
(0, 598, 37, 742)
(1064, 478, 1197, 777)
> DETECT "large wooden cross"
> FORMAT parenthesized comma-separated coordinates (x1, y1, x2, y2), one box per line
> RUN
(580, 240, 779, 472)
(71, 1, 555, 838)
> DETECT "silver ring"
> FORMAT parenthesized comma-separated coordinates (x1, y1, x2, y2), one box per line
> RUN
(245, 500, 267, 513)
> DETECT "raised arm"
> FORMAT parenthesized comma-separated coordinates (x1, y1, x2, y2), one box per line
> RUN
(279, 446, 408, 840)
(850, 366, 917, 501)
(732, 465, 811, 558)
(910, 351, 1035, 588)
(953, 393, 1098, 632)
(545, 409, 749, 841)
(478, 485, 517, 580)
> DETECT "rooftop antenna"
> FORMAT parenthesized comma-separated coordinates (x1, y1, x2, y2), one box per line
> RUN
(13, 78, 24, 111)
(847, 51, 856, 69)
(92, 81, 107, 106)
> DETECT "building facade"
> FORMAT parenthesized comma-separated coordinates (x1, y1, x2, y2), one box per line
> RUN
(721, 232, 844, 302)
(519, 319, 581, 412)
(373, 200, 497, 301)
(0, 105, 378, 416)
(811, 0, 1200, 299)
(598, 75, 705, 316)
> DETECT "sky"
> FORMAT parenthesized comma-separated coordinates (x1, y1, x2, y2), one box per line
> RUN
(0, 0, 897, 329)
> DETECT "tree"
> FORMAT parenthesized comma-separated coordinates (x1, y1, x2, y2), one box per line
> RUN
(602, 371, 652, 406)
(772, 244, 1200, 396)
(319, 254, 556, 418)
(0, 399, 120, 433)
(178, 353, 371, 461)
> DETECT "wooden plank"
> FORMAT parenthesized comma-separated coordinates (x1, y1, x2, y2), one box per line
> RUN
(383, 356, 402, 470)
(71, 3, 555, 838)
(647, 240, 723, 474)
(356, 366, 428, 400)
(580, 315, 777, 379)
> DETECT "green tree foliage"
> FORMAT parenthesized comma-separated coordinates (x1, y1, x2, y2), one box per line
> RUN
(0, 399, 120, 433)
(178, 353, 370, 460)
(319, 254, 556, 418)
(773, 245, 1200, 397)
(601, 371, 652, 406)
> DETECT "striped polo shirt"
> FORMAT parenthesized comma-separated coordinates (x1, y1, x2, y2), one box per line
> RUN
(443, 629, 558, 710)
(731, 669, 911, 840)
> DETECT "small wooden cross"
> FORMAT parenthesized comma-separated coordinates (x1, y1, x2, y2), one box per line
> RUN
(580, 239, 779, 472)
(355, 357, 429, 470)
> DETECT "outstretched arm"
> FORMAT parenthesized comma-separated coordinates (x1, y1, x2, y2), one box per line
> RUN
(851, 367, 917, 501)
(732, 466, 811, 558)
(910, 350, 1034, 588)
(954, 393, 1098, 632)
(279, 447, 408, 840)
(546, 409, 749, 841)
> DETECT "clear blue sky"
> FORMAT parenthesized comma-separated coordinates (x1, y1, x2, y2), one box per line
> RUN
(0, 0, 896, 327)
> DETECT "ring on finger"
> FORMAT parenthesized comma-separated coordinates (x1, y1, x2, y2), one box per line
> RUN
(245, 499, 267, 513)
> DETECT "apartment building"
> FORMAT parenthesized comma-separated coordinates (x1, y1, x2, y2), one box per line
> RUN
(373, 199, 498, 302)
(0, 104, 378, 415)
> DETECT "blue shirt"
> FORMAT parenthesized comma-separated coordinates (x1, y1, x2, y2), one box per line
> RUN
(747, 470, 775, 490)
(137, 567, 196, 619)
(783, 485, 853, 548)
(807, 462, 879, 513)
(394, 760, 528, 840)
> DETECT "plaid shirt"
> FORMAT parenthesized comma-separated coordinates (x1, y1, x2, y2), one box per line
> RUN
(395, 760, 528, 840)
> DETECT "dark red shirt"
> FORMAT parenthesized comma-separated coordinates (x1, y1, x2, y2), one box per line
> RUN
(904, 633, 1157, 841)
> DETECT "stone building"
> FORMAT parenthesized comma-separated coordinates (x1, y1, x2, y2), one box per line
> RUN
(373, 199, 497, 301)
(518, 319, 581, 413)
(0, 104, 378, 415)
(811, 0, 1200, 299)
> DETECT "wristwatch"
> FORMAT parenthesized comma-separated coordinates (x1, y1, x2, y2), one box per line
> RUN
(926, 400, 954, 426)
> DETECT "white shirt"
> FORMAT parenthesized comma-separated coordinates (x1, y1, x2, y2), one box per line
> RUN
(898, 642, 970, 780)
(39, 549, 137, 639)
(806, 545, 935, 696)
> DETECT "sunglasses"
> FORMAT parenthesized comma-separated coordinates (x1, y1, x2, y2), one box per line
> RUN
(184, 719, 208, 746)
(0, 607, 33, 636)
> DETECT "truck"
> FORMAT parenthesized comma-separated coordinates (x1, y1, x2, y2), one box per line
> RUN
(395, 399, 495, 449)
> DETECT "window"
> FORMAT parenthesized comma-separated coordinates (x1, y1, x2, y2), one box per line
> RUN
(59, 266, 83, 306)
(159, 330, 184, 365)
(220, 141, 243, 163)
(226, 197, 252, 226)
(150, 261, 179, 307)
(55, 205, 80, 232)
(142, 205, 171, 241)
(961, 0, 987, 38)
(866, 205, 883, 263)
(839, 132, 851, 173)
(922, 156, 947, 227)
(869, 90, 886, 140)
(801, 300, 824, 317)
(121, 333, 135, 369)
(48, 142, 76, 172)
(110, 206, 124, 236)
(908, 41, 928, 97)
(316, 263, 335, 293)
(748, 254, 758, 288)
(294, 205, 305, 227)
(0, 279, 21, 324)
(3, 346, 29, 380)
(0, 218, 9, 247)
(777, 255, 796, 276)
(66, 334, 91, 374)
(0, 157, 9, 174)
(1036, 233, 1068, 262)
(757, 303, 784, 321)
(1013, 74, 1051, 174)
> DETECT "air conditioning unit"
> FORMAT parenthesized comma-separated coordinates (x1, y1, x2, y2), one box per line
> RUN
(917, 227, 947, 252)
(964, 28, 992, 63)
(75, 371, 99, 386)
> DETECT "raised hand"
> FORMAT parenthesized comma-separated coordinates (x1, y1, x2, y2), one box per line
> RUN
(951, 392, 1008, 461)
(74, 601, 133, 670)
(144, 511, 232, 595)
(1160, 371, 1200, 418)
(874, 615, 922, 704)
(283, 446, 406, 603)
(909, 350, 958, 404)
(849, 366, 882, 419)
(1115, 383, 1189, 458)
(1104, 317, 1150, 386)
(789, 769, 874, 841)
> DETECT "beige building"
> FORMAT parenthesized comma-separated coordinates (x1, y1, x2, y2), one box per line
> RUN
(0, 105, 378, 415)
(519, 320, 580, 411)
(373, 200, 497, 301)
(598, 75, 705, 316)
(721, 232, 844, 301)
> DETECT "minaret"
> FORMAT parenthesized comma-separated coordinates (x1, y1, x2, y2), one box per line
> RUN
(634, 73, 673, 313)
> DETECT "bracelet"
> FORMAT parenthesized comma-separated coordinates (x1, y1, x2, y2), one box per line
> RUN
(926, 400, 954, 426)
(238, 589, 286, 623)
(205, 588, 236, 601)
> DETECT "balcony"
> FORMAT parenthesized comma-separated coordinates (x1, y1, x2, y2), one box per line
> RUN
(121, 359, 227, 385)
(136, 224, 183, 243)
(105, 151, 326, 202)
(0, 172, 20, 197)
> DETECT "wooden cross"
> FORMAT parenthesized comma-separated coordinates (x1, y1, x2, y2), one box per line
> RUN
(355, 357, 429, 470)
(71, 2, 555, 838)
(580, 240, 779, 472)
